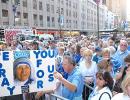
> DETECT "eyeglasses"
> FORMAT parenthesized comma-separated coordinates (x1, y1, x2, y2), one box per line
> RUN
(120, 44, 127, 47)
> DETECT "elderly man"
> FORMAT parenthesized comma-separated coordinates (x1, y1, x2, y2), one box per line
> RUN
(113, 39, 130, 67)
(54, 54, 84, 100)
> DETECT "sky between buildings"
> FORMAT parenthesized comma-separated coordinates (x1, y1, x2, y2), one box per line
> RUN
(127, 0, 130, 21)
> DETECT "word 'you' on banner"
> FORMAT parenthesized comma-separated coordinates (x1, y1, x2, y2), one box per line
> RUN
(0, 50, 56, 97)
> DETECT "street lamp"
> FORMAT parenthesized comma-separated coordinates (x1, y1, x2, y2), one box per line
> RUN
(12, 0, 20, 26)
(57, 0, 62, 38)
(96, 0, 100, 39)
(12, 4, 17, 26)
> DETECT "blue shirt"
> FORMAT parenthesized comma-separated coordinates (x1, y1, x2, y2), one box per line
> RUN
(92, 53, 102, 63)
(113, 50, 129, 67)
(73, 54, 81, 64)
(62, 67, 84, 100)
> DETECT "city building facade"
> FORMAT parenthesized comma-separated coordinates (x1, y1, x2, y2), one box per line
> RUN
(0, 0, 115, 35)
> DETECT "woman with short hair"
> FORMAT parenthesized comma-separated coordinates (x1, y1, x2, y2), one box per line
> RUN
(79, 49, 98, 99)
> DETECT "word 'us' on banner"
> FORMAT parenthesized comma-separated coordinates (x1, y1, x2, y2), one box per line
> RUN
(0, 50, 56, 97)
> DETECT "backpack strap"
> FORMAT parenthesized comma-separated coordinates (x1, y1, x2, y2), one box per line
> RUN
(99, 92, 111, 100)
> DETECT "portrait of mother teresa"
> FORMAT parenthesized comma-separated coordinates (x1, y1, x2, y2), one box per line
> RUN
(13, 58, 35, 86)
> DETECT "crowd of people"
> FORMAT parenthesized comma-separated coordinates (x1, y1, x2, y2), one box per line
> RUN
(0, 34, 130, 100)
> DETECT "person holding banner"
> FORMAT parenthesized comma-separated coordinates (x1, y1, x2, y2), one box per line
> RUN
(54, 54, 84, 100)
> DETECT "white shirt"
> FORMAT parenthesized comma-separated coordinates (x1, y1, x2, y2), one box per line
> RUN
(112, 93, 130, 100)
(79, 60, 98, 78)
(89, 87, 112, 100)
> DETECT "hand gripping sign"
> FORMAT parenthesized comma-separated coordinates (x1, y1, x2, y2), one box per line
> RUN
(0, 50, 56, 97)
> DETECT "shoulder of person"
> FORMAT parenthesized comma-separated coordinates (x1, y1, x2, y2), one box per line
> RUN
(111, 93, 124, 100)
(99, 87, 112, 100)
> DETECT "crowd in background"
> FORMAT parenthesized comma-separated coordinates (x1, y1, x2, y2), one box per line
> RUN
(0, 34, 130, 100)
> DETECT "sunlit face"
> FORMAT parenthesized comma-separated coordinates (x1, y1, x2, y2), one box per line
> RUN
(16, 64, 31, 81)
(85, 55, 92, 62)
(108, 39, 114, 46)
(96, 76, 106, 88)
(120, 41, 127, 52)
(103, 52, 110, 59)
(62, 58, 70, 73)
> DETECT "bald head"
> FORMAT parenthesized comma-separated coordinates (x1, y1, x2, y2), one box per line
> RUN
(119, 40, 128, 52)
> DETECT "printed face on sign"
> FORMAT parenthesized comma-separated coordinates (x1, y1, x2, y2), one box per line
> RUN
(16, 64, 31, 81)
(13, 57, 34, 86)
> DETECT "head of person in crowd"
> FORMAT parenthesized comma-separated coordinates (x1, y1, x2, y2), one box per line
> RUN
(62, 54, 76, 73)
(96, 71, 114, 91)
(95, 46, 102, 56)
(121, 74, 130, 97)
(108, 37, 115, 46)
(108, 46, 116, 57)
(119, 39, 128, 52)
(124, 54, 130, 75)
(49, 40, 56, 49)
(80, 47, 87, 57)
(69, 45, 76, 54)
(102, 41, 108, 48)
(88, 44, 95, 52)
(31, 41, 39, 50)
(75, 44, 81, 54)
(85, 40, 91, 47)
(102, 48, 111, 59)
(58, 47, 65, 56)
(98, 58, 113, 73)
(83, 49, 93, 63)
(98, 39, 103, 48)
(57, 42, 64, 47)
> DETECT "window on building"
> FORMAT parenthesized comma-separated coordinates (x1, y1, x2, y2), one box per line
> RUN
(75, 12, 77, 18)
(23, 13, 28, 25)
(33, 14, 38, 26)
(39, 1, 43, 10)
(46, 4, 50, 12)
(51, 5, 54, 13)
(23, 0, 27, 7)
(75, 3, 78, 9)
(52, 17, 55, 27)
(61, 0, 64, 5)
(73, 2, 75, 9)
(73, 11, 75, 18)
(39, 15, 43, 26)
(66, 19, 68, 28)
(69, 20, 71, 28)
(17, 12, 21, 17)
(69, 1, 71, 7)
(1, 0, 7, 3)
(2, 9, 8, 17)
(66, 0, 68, 6)
(47, 16, 50, 27)
(33, 0, 37, 10)
(3, 22, 9, 25)
(61, 8, 64, 14)
(76, 20, 78, 28)
(23, 13, 28, 19)
(66, 9, 68, 16)
(69, 10, 71, 17)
